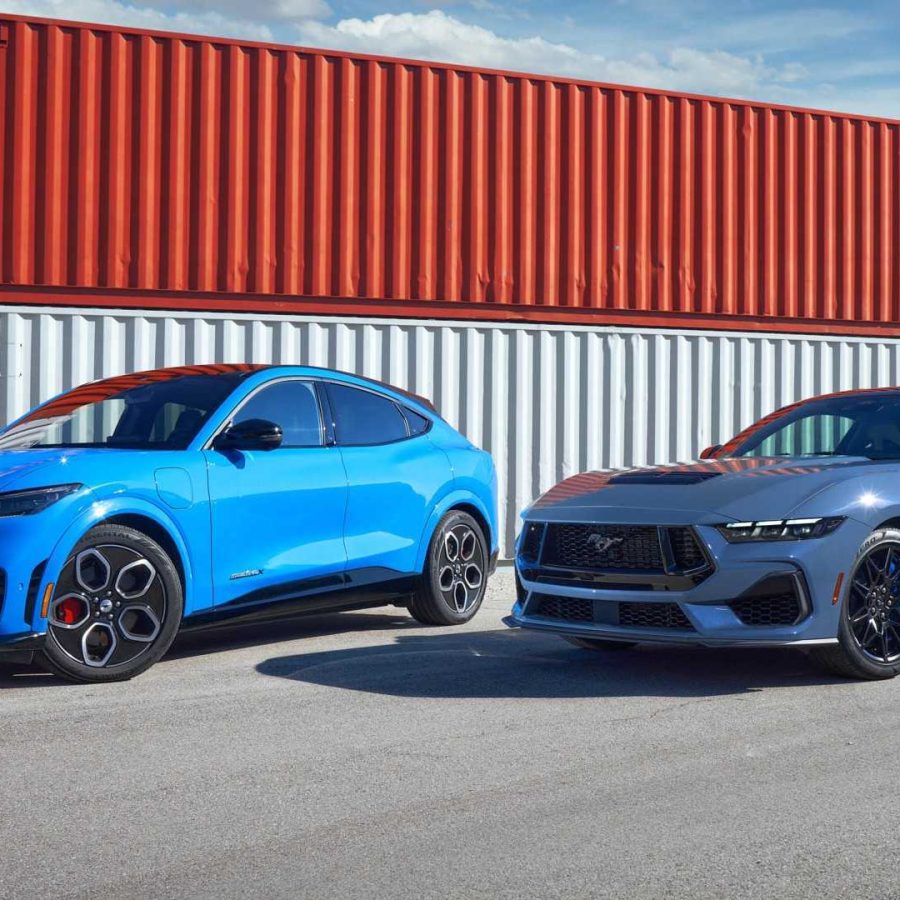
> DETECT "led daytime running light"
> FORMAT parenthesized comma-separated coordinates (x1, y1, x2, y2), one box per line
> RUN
(717, 516, 845, 542)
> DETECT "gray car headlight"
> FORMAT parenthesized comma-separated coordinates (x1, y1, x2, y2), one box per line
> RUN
(716, 517, 845, 543)
(0, 484, 81, 517)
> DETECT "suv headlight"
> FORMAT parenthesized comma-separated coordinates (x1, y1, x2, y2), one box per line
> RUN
(716, 517, 845, 543)
(0, 484, 81, 517)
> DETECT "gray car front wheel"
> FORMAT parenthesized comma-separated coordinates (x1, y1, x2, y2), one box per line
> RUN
(808, 529, 900, 680)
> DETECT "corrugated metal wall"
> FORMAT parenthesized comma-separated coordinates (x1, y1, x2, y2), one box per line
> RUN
(5, 305, 900, 556)
(1, 15, 899, 334)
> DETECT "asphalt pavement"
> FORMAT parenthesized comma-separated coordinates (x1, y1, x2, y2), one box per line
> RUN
(0, 568, 894, 899)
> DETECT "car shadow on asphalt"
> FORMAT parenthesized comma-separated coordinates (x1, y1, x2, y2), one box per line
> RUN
(255, 627, 847, 699)
(0, 610, 420, 687)
(165, 609, 419, 660)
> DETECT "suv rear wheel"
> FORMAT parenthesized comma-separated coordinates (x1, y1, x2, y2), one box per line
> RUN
(408, 511, 489, 626)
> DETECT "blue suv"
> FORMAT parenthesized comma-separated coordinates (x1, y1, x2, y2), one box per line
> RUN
(0, 364, 498, 682)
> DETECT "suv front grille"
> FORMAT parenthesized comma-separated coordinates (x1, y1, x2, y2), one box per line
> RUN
(619, 602, 695, 631)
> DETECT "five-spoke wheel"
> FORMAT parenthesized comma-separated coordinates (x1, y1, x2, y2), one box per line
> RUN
(40, 525, 183, 683)
(438, 523, 485, 615)
(409, 511, 490, 626)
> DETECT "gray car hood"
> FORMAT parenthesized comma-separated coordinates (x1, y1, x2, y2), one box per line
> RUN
(526, 456, 874, 524)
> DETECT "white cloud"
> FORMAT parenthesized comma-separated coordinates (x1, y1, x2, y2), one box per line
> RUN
(5, 2, 897, 118)
(1, 0, 329, 41)
(133, 0, 331, 23)
(296, 10, 810, 99)
(298, 11, 581, 73)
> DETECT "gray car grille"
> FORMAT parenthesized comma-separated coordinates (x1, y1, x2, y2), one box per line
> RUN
(543, 523, 664, 571)
(540, 523, 708, 574)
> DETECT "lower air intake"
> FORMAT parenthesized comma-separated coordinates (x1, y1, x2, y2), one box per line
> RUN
(727, 574, 807, 627)
(619, 602, 695, 631)
(729, 593, 803, 626)
(533, 595, 594, 622)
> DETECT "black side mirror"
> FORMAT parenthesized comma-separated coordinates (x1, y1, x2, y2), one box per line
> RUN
(215, 418, 283, 452)
(699, 444, 722, 460)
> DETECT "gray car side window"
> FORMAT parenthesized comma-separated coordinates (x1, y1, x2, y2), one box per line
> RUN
(752, 413, 854, 457)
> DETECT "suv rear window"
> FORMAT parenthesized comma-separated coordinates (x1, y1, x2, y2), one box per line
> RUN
(403, 408, 432, 436)
(326, 383, 408, 446)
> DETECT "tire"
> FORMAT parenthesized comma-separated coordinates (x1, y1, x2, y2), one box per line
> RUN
(39, 524, 183, 684)
(808, 528, 900, 680)
(408, 511, 489, 626)
(564, 636, 639, 651)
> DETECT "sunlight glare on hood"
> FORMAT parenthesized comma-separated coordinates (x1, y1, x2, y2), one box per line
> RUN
(857, 490, 881, 509)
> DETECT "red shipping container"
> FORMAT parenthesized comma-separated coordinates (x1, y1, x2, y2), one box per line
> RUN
(0, 14, 899, 336)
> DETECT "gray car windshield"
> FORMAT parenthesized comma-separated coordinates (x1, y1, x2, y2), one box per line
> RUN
(0, 373, 243, 451)
(726, 394, 900, 460)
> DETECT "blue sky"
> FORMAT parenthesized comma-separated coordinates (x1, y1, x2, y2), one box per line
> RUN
(6, 0, 900, 117)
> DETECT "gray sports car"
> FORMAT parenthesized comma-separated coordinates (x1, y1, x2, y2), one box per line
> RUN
(507, 387, 900, 679)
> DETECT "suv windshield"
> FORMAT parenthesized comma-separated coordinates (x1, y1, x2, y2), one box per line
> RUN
(0, 370, 246, 451)
(724, 393, 900, 460)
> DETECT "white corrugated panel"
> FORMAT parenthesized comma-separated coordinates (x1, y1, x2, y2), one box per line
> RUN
(4, 306, 900, 557)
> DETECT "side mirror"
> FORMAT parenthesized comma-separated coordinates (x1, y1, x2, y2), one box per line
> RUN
(699, 444, 722, 460)
(215, 418, 283, 452)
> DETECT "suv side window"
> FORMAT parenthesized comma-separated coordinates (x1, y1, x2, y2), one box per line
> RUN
(403, 407, 432, 436)
(326, 383, 408, 446)
(233, 380, 322, 447)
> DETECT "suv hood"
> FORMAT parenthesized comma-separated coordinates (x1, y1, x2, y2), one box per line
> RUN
(527, 456, 873, 524)
(0, 448, 80, 492)
(0, 447, 126, 493)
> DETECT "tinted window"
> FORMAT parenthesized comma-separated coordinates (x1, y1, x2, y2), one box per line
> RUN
(0, 373, 244, 450)
(327, 384, 408, 446)
(404, 407, 432, 436)
(749, 414, 854, 458)
(234, 381, 322, 447)
(726, 394, 900, 459)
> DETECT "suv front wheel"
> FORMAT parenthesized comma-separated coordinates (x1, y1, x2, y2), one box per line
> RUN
(40, 524, 183, 683)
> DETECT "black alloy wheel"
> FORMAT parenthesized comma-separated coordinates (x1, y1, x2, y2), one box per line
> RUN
(846, 542, 900, 664)
(809, 529, 900, 680)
